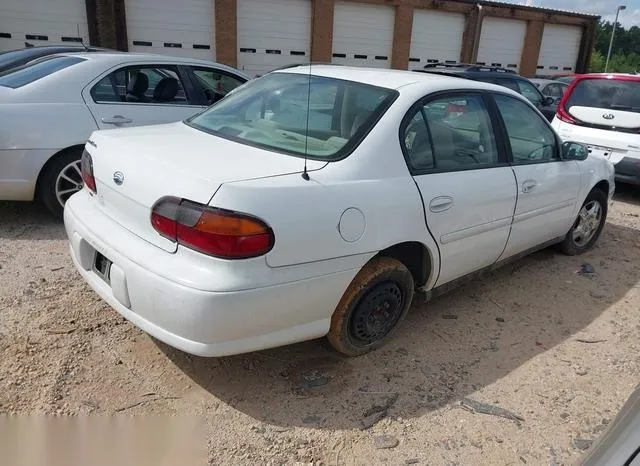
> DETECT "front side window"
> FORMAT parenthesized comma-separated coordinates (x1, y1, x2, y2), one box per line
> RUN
(191, 67, 246, 105)
(494, 94, 557, 163)
(90, 66, 188, 104)
(546, 83, 566, 99)
(0, 56, 85, 88)
(187, 73, 396, 159)
(516, 79, 543, 107)
(402, 94, 499, 171)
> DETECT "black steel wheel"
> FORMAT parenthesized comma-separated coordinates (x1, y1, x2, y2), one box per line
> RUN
(328, 257, 414, 356)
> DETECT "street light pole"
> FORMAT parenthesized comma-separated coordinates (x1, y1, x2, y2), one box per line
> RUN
(605, 5, 626, 72)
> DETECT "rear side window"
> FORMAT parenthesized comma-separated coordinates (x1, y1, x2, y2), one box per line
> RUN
(0, 56, 85, 88)
(90, 66, 188, 104)
(567, 78, 640, 113)
(402, 94, 499, 172)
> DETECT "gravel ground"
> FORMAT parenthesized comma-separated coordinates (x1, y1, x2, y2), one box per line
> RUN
(0, 186, 639, 465)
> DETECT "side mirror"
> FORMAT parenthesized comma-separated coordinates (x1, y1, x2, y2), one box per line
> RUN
(562, 141, 588, 161)
(543, 96, 556, 106)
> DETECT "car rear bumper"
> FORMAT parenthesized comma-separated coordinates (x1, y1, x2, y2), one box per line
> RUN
(614, 156, 640, 185)
(64, 191, 357, 357)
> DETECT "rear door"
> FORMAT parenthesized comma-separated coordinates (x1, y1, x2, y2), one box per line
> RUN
(83, 63, 204, 129)
(402, 91, 517, 286)
(492, 93, 580, 259)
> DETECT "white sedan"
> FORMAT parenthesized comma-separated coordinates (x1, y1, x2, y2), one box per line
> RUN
(0, 52, 250, 216)
(64, 66, 615, 357)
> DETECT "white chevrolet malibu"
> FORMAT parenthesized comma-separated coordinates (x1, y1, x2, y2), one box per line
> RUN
(64, 65, 615, 357)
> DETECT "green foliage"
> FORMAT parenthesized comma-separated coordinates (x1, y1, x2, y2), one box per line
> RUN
(591, 21, 640, 73)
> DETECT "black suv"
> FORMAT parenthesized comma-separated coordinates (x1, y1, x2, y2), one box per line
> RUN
(415, 63, 557, 121)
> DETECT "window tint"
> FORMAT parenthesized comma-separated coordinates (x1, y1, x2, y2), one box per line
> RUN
(566, 78, 640, 113)
(0, 56, 85, 88)
(546, 83, 565, 99)
(494, 95, 557, 162)
(191, 67, 246, 105)
(187, 73, 396, 159)
(516, 80, 543, 107)
(489, 78, 520, 93)
(90, 66, 188, 104)
(402, 94, 498, 171)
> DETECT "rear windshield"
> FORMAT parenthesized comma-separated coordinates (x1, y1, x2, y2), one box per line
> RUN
(0, 56, 85, 88)
(186, 73, 397, 160)
(567, 78, 640, 113)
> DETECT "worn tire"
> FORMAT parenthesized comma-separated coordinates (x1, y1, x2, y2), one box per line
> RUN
(38, 149, 84, 219)
(327, 256, 414, 357)
(559, 188, 607, 256)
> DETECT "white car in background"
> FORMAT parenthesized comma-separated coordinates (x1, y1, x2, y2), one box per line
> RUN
(552, 73, 640, 186)
(65, 66, 614, 358)
(0, 52, 250, 216)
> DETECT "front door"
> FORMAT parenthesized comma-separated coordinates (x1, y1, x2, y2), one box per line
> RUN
(82, 64, 204, 130)
(491, 93, 581, 259)
(401, 92, 517, 286)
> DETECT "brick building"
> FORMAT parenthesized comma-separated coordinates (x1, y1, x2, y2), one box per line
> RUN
(1, 0, 599, 77)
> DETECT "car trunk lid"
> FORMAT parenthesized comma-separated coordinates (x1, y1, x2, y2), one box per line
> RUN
(88, 122, 324, 253)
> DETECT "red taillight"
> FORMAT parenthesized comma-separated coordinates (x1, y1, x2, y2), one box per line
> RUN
(556, 103, 578, 124)
(81, 150, 96, 193)
(151, 197, 274, 259)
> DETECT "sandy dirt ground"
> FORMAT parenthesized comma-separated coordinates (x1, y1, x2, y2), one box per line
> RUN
(0, 186, 639, 466)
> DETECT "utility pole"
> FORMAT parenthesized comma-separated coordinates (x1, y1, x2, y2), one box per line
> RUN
(605, 5, 626, 72)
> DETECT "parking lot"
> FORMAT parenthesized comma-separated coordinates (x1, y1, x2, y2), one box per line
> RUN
(0, 186, 639, 465)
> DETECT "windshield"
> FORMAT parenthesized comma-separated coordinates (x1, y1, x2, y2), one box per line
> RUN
(0, 56, 85, 88)
(567, 78, 640, 113)
(187, 73, 397, 159)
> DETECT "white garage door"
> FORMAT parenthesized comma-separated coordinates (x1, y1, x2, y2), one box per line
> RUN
(237, 0, 311, 78)
(0, 0, 89, 52)
(409, 9, 464, 70)
(477, 17, 526, 71)
(126, 0, 215, 60)
(332, 2, 394, 69)
(537, 24, 582, 75)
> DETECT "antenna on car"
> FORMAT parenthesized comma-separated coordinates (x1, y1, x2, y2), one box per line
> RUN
(77, 24, 89, 51)
(301, 62, 311, 181)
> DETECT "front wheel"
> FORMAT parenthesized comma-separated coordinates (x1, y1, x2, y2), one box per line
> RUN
(38, 150, 84, 218)
(327, 257, 414, 357)
(559, 189, 607, 255)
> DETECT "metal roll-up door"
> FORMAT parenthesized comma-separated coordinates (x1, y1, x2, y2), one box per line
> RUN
(477, 17, 527, 71)
(331, 2, 394, 69)
(237, 0, 311, 77)
(537, 24, 582, 75)
(409, 9, 465, 70)
(126, 0, 215, 60)
(0, 0, 89, 52)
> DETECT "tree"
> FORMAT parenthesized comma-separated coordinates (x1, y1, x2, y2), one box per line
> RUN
(590, 21, 639, 73)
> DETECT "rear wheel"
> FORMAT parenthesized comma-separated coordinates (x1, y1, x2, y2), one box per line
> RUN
(327, 257, 414, 357)
(38, 149, 84, 218)
(560, 189, 607, 255)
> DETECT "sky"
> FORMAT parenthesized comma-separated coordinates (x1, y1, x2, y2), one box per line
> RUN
(513, 0, 640, 27)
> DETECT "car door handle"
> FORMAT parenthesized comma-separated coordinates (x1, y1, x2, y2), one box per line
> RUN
(101, 115, 133, 124)
(522, 180, 537, 193)
(429, 196, 454, 213)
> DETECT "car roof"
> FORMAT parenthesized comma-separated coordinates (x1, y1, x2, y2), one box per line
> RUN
(276, 64, 522, 95)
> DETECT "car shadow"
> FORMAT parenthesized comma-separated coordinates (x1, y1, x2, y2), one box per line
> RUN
(0, 201, 66, 241)
(613, 183, 640, 207)
(160, 221, 640, 430)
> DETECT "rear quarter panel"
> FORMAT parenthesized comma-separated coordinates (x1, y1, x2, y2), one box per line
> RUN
(210, 92, 442, 289)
